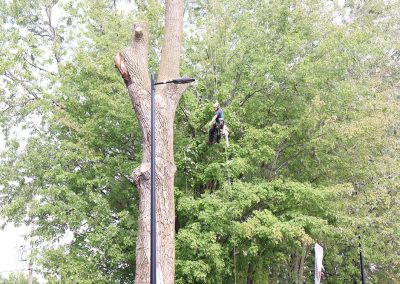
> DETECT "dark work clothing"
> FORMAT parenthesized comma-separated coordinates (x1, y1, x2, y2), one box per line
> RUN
(209, 123, 224, 144)
(209, 108, 224, 144)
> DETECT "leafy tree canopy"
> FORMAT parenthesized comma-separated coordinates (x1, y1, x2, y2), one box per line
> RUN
(0, 0, 399, 283)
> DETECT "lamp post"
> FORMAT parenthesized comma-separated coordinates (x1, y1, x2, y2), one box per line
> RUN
(150, 74, 195, 284)
(355, 190, 366, 284)
(358, 234, 366, 284)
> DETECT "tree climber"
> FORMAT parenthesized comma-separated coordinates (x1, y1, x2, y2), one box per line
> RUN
(208, 101, 228, 144)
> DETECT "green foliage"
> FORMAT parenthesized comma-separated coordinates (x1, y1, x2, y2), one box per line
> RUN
(0, 273, 39, 284)
(1, 0, 399, 283)
(175, 180, 349, 283)
(1, 0, 141, 282)
(175, 0, 400, 282)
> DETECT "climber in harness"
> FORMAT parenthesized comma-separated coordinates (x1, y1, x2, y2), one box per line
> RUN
(208, 101, 228, 144)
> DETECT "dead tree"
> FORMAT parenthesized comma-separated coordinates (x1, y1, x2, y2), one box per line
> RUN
(114, 0, 188, 283)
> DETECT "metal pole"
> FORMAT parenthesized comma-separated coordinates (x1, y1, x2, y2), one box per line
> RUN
(359, 236, 366, 284)
(28, 223, 34, 284)
(150, 74, 156, 284)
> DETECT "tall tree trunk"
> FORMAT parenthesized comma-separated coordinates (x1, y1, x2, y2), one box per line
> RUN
(292, 252, 301, 283)
(298, 244, 309, 283)
(114, 0, 187, 283)
(246, 262, 254, 284)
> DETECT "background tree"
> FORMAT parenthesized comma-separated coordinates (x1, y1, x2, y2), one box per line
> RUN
(174, 0, 400, 282)
(1, 0, 140, 282)
(0, 273, 39, 284)
(0, 0, 399, 283)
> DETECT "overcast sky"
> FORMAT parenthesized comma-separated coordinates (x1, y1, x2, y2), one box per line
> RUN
(0, 126, 38, 281)
(0, 223, 31, 278)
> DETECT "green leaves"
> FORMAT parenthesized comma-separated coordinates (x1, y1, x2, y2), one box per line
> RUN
(175, 180, 341, 283)
(176, 223, 224, 284)
(1, 0, 399, 282)
(0, 273, 39, 284)
(175, 0, 400, 282)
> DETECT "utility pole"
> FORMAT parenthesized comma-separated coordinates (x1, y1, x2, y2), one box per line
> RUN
(28, 259, 33, 284)
(26, 201, 36, 284)
(16, 243, 32, 284)
(27, 249, 33, 283)
(27, 223, 34, 284)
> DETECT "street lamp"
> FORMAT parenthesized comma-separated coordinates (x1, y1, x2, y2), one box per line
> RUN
(358, 232, 366, 284)
(154, 77, 196, 85)
(150, 74, 195, 284)
(355, 189, 366, 284)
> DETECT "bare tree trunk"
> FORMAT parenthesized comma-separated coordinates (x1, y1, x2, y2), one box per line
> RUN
(114, 1, 187, 283)
(246, 262, 254, 284)
(298, 244, 309, 283)
(292, 252, 301, 283)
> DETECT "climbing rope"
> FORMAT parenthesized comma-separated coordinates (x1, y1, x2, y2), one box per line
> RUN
(225, 137, 231, 187)
(184, 146, 188, 194)
(208, 3, 237, 281)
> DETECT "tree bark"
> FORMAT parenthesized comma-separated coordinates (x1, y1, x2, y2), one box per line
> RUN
(298, 244, 309, 283)
(292, 252, 301, 283)
(114, 1, 187, 283)
(246, 262, 254, 284)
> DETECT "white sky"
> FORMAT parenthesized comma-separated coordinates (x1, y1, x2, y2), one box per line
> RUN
(0, 130, 41, 281)
(0, 223, 31, 278)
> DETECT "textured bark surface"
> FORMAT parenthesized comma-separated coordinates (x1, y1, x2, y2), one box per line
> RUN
(114, 1, 187, 283)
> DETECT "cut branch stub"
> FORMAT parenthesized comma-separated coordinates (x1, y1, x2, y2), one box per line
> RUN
(134, 25, 143, 37)
(114, 53, 130, 85)
(115, 22, 150, 93)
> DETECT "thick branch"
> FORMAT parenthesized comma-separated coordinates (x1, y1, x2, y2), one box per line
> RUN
(239, 87, 271, 107)
(23, 55, 56, 75)
(115, 23, 150, 93)
(164, 82, 190, 107)
(158, 0, 185, 81)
